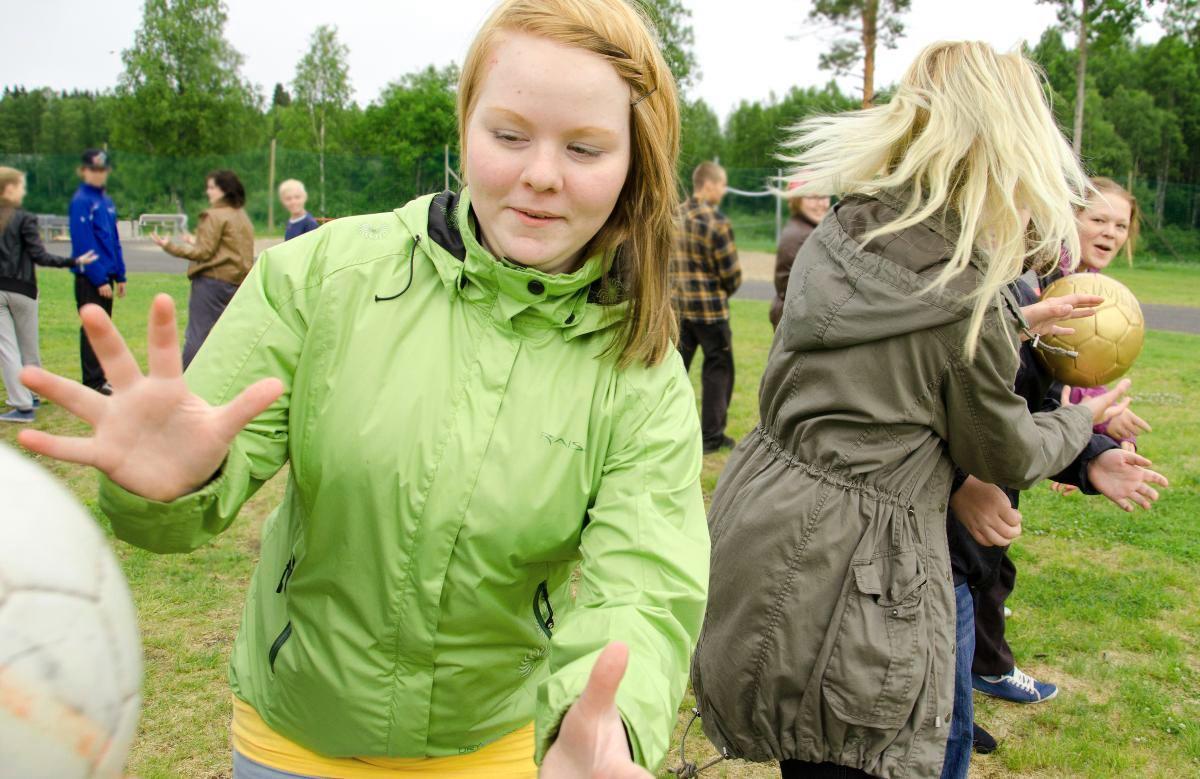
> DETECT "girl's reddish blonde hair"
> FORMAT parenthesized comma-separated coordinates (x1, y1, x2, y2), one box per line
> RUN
(1087, 177, 1141, 264)
(458, 0, 681, 367)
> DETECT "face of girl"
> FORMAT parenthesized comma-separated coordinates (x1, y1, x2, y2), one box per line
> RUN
(206, 178, 225, 206)
(464, 32, 632, 276)
(1077, 192, 1131, 271)
(2, 177, 26, 205)
(799, 196, 829, 224)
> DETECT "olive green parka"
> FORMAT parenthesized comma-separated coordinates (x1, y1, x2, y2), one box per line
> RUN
(691, 190, 1094, 778)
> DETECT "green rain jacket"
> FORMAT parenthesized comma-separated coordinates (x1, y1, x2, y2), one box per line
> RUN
(99, 190, 709, 770)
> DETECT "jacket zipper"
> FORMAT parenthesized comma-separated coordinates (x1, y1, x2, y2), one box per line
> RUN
(275, 555, 296, 594)
(533, 580, 555, 640)
(268, 621, 293, 671)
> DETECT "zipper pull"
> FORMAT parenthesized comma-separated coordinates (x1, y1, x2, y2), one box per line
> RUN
(275, 555, 296, 593)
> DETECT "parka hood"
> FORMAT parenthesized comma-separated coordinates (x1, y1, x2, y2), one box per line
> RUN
(780, 190, 981, 353)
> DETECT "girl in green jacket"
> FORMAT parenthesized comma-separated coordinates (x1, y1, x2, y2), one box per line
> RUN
(17, 1, 708, 777)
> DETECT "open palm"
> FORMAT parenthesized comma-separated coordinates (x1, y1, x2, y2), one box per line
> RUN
(1087, 448, 1168, 512)
(17, 295, 282, 502)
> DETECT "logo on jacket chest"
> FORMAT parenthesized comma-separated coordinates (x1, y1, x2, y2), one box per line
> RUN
(542, 433, 585, 452)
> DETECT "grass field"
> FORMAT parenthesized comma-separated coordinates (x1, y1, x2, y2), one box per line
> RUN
(2, 270, 1198, 778)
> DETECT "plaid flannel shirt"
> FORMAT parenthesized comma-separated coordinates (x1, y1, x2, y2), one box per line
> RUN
(670, 196, 741, 323)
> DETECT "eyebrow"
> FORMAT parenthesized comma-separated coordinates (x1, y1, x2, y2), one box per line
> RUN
(482, 107, 620, 140)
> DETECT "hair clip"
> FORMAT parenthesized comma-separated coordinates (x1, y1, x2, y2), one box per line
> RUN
(631, 87, 657, 107)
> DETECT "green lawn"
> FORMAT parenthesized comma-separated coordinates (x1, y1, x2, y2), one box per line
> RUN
(3, 273, 1198, 778)
(1105, 261, 1200, 308)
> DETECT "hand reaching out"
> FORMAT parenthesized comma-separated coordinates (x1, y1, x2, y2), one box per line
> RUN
(540, 643, 651, 778)
(1070, 379, 1134, 426)
(1020, 292, 1104, 341)
(1104, 407, 1151, 441)
(1086, 448, 1168, 512)
(17, 295, 282, 503)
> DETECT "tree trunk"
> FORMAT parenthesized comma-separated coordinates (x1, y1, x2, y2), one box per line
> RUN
(861, 0, 878, 108)
(1154, 145, 1169, 231)
(1073, 0, 1089, 158)
(319, 119, 327, 217)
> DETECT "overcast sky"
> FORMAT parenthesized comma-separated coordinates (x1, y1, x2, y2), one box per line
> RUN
(7, 0, 1166, 121)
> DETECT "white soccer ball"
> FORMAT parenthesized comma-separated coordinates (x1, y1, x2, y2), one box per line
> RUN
(0, 445, 142, 778)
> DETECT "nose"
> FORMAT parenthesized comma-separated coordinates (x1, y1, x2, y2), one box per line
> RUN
(520, 142, 563, 193)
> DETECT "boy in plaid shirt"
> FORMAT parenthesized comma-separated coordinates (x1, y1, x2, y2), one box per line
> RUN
(671, 161, 741, 453)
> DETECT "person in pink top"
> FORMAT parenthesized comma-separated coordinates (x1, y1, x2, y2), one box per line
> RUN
(1055, 177, 1150, 457)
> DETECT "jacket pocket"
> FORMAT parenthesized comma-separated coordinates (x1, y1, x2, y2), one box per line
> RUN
(533, 580, 555, 640)
(268, 620, 293, 672)
(821, 547, 928, 730)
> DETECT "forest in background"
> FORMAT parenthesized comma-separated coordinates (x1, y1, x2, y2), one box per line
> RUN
(2, 0, 1199, 256)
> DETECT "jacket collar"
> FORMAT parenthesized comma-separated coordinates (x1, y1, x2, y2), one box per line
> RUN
(396, 189, 626, 338)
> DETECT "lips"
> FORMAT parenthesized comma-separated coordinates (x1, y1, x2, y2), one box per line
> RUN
(510, 207, 563, 226)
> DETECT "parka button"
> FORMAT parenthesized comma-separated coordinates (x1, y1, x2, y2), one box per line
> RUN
(527, 279, 545, 295)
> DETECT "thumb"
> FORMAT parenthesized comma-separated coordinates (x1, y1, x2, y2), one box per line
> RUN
(574, 642, 630, 719)
(1100, 397, 1132, 423)
(1061, 384, 1071, 406)
(1095, 379, 1133, 408)
(216, 377, 285, 440)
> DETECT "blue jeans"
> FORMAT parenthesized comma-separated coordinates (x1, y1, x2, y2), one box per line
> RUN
(232, 751, 315, 779)
(941, 583, 975, 779)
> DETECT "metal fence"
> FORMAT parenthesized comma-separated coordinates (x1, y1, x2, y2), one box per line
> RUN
(6, 150, 1197, 259)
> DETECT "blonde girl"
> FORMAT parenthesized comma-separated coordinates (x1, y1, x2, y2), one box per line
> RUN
(0, 167, 96, 423)
(692, 41, 1155, 779)
(18, 1, 707, 777)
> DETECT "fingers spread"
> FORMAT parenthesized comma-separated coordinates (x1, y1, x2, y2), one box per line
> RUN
(80, 304, 142, 389)
(18, 367, 107, 426)
(17, 429, 96, 467)
(146, 294, 184, 378)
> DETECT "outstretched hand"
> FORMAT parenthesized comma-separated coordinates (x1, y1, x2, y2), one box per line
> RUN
(1020, 292, 1104, 341)
(540, 643, 651, 778)
(17, 295, 282, 503)
(1072, 379, 1134, 426)
(1087, 448, 1169, 512)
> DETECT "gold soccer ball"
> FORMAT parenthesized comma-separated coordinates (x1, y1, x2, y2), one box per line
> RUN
(1035, 272, 1145, 387)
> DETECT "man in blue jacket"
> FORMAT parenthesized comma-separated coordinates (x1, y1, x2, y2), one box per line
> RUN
(69, 149, 127, 393)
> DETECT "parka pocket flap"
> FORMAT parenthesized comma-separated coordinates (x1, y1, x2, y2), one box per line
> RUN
(852, 562, 883, 596)
(852, 551, 926, 607)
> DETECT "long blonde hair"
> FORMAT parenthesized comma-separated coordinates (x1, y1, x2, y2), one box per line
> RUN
(783, 41, 1088, 358)
(457, 0, 680, 367)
